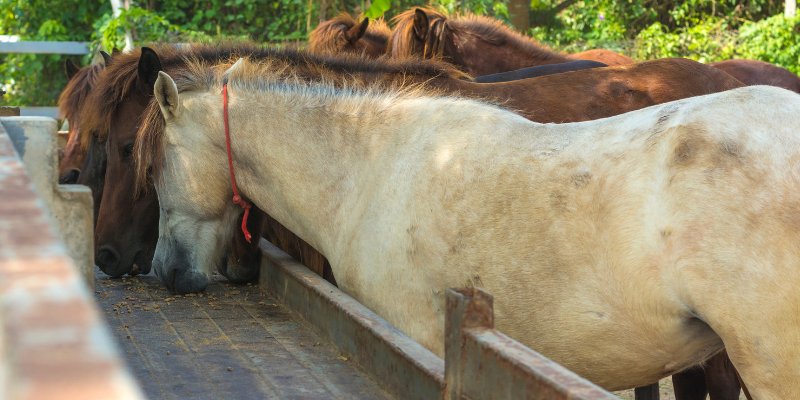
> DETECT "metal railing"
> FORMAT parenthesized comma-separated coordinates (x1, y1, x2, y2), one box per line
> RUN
(0, 39, 91, 119)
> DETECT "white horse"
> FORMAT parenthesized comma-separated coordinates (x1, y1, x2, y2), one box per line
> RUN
(139, 58, 800, 397)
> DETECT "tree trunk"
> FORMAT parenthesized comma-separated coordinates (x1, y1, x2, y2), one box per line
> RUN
(508, 0, 530, 31)
(109, 0, 134, 51)
(786, 0, 796, 17)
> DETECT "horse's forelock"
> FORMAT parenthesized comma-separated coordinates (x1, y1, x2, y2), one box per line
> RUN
(58, 63, 104, 125)
(388, 7, 447, 58)
(78, 43, 262, 152)
(310, 13, 392, 56)
(309, 13, 359, 54)
(133, 99, 166, 197)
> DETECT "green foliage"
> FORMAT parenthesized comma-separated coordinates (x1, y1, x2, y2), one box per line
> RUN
(0, 0, 111, 106)
(366, 0, 392, 19)
(736, 15, 800, 74)
(529, 0, 798, 75)
(632, 18, 737, 62)
(93, 7, 184, 51)
(1, 0, 797, 106)
(151, 0, 309, 41)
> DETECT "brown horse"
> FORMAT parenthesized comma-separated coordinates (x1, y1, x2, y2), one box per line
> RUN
(57, 52, 110, 184)
(388, 7, 634, 76)
(710, 59, 800, 93)
(308, 13, 391, 58)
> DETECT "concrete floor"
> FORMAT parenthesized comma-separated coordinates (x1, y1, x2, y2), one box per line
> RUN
(95, 273, 393, 400)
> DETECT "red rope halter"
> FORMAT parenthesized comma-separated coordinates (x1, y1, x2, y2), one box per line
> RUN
(222, 78, 253, 243)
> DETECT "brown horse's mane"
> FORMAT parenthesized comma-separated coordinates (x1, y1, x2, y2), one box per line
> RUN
(58, 62, 105, 125)
(455, 15, 568, 62)
(390, 8, 569, 64)
(309, 12, 391, 55)
(82, 42, 470, 151)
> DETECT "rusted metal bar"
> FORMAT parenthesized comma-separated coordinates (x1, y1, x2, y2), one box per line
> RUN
(259, 240, 445, 400)
(445, 288, 618, 400)
(0, 128, 143, 400)
(0, 107, 20, 117)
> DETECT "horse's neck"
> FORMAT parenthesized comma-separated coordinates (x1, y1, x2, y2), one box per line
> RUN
(227, 91, 578, 264)
(228, 93, 403, 262)
(455, 25, 572, 72)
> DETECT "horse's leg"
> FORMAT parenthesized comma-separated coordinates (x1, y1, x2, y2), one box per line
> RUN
(704, 350, 740, 400)
(693, 300, 800, 399)
(671, 366, 707, 400)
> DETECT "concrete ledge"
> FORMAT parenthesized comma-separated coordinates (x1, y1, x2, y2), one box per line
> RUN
(0, 129, 143, 400)
(259, 240, 445, 400)
(1, 117, 94, 288)
(259, 241, 618, 400)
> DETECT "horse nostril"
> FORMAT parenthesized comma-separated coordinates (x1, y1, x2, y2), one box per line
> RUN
(173, 271, 209, 294)
(59, 169, 80, 184)
(96, 246, 122, 277)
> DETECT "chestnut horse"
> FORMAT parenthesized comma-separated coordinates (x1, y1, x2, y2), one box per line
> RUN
(308, 13, 391, 58)
(57, 52, 110, 184)
(145, 60, 800, 397)
(388, 8, 634, 76)
(710, 59, 800, 93)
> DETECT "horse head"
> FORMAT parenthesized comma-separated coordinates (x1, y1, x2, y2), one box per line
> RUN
(309, 13, 390, 58)
(57, 53, 109, 184)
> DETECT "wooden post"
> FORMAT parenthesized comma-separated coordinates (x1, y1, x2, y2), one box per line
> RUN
(787, 0, 797, 17)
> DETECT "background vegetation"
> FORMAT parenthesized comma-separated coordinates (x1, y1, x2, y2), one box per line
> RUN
(0, 0, 797, 106)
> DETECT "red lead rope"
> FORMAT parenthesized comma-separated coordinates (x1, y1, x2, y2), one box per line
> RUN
(222, 79, 253, 243)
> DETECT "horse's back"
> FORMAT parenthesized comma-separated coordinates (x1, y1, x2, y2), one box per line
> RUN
(572, 48, 634, 66)
(710, 59, 800, 94)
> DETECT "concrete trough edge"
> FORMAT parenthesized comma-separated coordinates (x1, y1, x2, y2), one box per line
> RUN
(0, 128, 144, 400)
(259, 240, 446, 400)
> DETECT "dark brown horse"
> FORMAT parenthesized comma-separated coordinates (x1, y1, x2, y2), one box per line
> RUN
(308, 13, 391, 58)
(388, 8, 634, 76)
(57, 52, 110, 184)
(710, 59, 800, 93)
(672, 350, 744, 400)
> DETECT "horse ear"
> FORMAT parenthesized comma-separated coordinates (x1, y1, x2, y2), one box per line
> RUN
(137, 47, 163, 95)
(99, 50, 112, 66)
(413, 9, 429, 41)
(346, 18, 369, 43)
(65, 59, 80, 79)
(154, 71, 181, 120)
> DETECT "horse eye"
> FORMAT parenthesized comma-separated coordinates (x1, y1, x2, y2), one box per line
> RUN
(122, 143, 134, 159)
